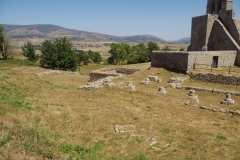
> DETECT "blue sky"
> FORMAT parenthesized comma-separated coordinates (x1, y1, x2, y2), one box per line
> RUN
(0, 0, 240, 41)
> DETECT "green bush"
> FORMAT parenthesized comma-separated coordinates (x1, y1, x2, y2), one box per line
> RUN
(40, 37, 78, 71)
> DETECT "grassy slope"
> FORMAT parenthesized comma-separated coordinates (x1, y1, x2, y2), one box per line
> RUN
(0, 60, 240, 159)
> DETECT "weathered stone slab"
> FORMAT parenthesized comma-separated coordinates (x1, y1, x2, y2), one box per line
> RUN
(157, 87, 166, 94)
(221, 93, 234, 105)
(168, 76, 188, 83)
(114, 124, 137, 133)
(147, 75, 159, 82)
(125, 81, 135, 91)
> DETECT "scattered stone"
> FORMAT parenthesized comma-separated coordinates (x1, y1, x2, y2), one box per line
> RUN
(146, 136, 156, 143)
(200, 106, 207, 109)
(185, 90, 200, 105)
(165, 83, 177, 88)
(147, 75, 159, 82)
(157, 87, 166, 94)
(187, 90, 198, 99)
(114, 124, 137, 133)
(168, 76, 187, 83)
(141, 78, 150, 84)
(35, 70, 62, 76)
(221, 93, 234, 105)
(78, 82, 102, 90)
(125, 81, 135, 91)
(130, 135, 143, 139)
(103, 78, 114, 86)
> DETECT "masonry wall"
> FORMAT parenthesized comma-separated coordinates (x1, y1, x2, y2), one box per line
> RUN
(151, 52, 188, 72)
(151, 51, 236, 72)
(188, 15, 208, 51)
(187, 51, 236, 71)
(189, 72, 240, 86)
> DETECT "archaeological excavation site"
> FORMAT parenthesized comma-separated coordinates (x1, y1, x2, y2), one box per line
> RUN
(1, 0, 240, 159)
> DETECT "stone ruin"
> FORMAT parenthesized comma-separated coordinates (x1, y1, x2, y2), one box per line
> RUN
(157, 87, 166, 94)
(125, 81, 135, 91)
(151, 0, 240, 72)
(141, 78, 150, 85)
(221, 93, 235, 105)
(166, 76, 188, 88)
(35, 70, 62, 76)
(147, 75, 161, 82)
(78, 77, 115, 90)
(141, 75, 161, 84)
(185, 90, 200, 106)
(103, 78, 115, 87)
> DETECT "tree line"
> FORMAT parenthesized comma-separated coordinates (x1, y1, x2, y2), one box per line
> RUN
(107, 42, 160, 65)
(1, 26, 183, 71)
(22, 38, 102, 71)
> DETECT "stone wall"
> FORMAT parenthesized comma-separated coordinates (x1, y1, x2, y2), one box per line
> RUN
(89, 72, 120, 82)
(189, 15, 209, 51)
(211, 20, 240, 51)
(151, 51, 236, 72)
(151, 52, 188, 72)
(188, 51, 236, 71)
(188, 0, 240, 66)
(189, 72, 240, 85)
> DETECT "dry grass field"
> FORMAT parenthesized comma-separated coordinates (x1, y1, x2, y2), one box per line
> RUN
(0, 60, 240, 160)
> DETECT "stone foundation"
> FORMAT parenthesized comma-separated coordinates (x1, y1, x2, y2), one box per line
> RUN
(90, 68, 140, 82)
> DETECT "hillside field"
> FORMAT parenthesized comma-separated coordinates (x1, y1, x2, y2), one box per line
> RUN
(0, 59, 240, 159)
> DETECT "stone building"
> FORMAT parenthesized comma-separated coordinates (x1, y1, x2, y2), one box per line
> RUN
(151, 0, 240, 72)
(188, 0, 240, 65)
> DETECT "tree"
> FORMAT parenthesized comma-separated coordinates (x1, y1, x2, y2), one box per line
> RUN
(162, 45, 171, 51)
(22, 41, 39, 62)
(40, 40, 57, 68)
(88, 50, 102, 65)
(179, 47, 185, 51)
(0, 27, 4, 53)
(40, 37, 78, 71)
(147, 41, 160, 52)
(108, 43, 129, 65)
(2, 34, 13, 59)
(0, 27, 13, 59)
(131, 43, 150, 63)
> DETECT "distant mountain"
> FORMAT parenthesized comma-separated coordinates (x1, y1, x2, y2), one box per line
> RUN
(0, 24, 168, 43)
(169, 37, 190, 44)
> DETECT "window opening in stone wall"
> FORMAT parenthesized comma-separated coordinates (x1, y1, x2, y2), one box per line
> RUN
(212, 56, 219, 68)
(211, 0, 216, 13)
(218, 0, 222, 12)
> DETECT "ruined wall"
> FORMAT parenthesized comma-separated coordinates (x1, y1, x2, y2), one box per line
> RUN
(151, 52, 188, 72)
(151, 51, 236, 72)
(189, 72, 240, 85)
(90, 68, 140, 82)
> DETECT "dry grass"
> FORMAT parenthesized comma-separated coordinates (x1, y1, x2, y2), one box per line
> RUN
(0, 60, 240, 159)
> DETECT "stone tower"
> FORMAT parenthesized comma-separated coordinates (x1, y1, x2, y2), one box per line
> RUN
(188, 0, 240, 66)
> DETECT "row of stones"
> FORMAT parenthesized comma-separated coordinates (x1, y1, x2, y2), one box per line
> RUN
(176, 85, 240, 96)
(189, 72, 240, 85)
(78, 77, 115, 90)
(185, 90, 240, 115)
(101, 68, 140, 75)
(114, 124, 165, 151)
(90, 68, 140, 82)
